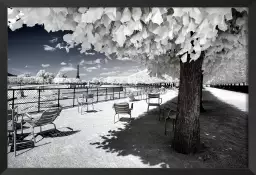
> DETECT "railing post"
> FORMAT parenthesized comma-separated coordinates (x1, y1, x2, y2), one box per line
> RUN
(73, 88, 76, 107)
(119, 86, 121, 99)
(113, 87, 115, 100)
(38, 89, 41, 112)
(12, 90, 15, 109)
(105, 88, 108, 101)
(97, 88, 99, 102)
(58, 89, 60, 108)
(86, 87, 88, 102)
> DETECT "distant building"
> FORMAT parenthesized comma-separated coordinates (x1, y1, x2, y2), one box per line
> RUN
(76, 65, 80, 79)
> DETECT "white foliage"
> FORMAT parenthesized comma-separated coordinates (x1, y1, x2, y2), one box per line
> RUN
(151, 8, 163, 25)
(81, 8, 104, 23)
(132, 8, 142, 21)
(120, 8, 132, 23)
(181, 53, 187, 63)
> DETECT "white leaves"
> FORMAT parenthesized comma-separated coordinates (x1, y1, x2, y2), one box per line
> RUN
(193, 40, 201, 53)
(172, 8, 185, 17)
(113, 25, 126, 47)
(81, 8, 104, 23)
(36, 8, 51, 17)
(78, 7, 88, 14)
(182, 14, 190, 26)
(132, 8, 142, 21)
(181, 53, 187, 63)
(9, 19, 23, 31)
(175, 32, 186, 44)
(151, 8, 163, 25)
(104, 8, 116, 21)
(101, 14, 112, 28)
(141, 8, 152, 24)
(120, 8, 132, 23)
(8, 8, 20, 20)
(190, 51, 201, 62)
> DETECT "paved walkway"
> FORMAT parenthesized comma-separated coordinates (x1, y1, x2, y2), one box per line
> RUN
(8, 88, 247, 168)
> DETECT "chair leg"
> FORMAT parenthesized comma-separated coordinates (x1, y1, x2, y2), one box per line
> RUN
(159, 107, 161, 121)
(164, 119, 167, 135)
(21, 115, 24, 134)
(114, 114, 116, 124)
(52, 123, 56, 129)
(14, 130, 17, 156)
(32, 127, 36, 144)
(147, 105, 149, 111)
(40, 126, 42, 133)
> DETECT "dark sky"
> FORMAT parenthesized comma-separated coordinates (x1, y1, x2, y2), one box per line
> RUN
(8, 24, 142, 81)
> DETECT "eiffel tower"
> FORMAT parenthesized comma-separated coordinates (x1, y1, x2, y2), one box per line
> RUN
(76, 64, 80, 79)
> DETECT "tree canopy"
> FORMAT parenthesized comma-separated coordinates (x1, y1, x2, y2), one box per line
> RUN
(8, 7, 248, 84)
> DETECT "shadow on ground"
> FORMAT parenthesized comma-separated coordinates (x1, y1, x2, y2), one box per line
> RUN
(36, 128, 80, 138)
(90, 90, 248, 168)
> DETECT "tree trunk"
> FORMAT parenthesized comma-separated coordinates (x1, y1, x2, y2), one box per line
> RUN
(200, 71, 205, 112)
(172, 54, 204, 154)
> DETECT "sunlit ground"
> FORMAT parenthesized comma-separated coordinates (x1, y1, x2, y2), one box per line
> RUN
(8, 88, 247, 168)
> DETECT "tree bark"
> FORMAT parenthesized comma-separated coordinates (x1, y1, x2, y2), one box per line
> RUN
(172, 54, 204, 154)
(200, 71, 206, 112)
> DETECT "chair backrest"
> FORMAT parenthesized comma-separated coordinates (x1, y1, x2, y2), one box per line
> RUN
(113, 103, 130, 114)
(84, 94, 94, 103)
(35, 107, 61, 126)
(7, 107, 18, 130)
(77, 96, 84, 103)
(148, 93, 160, 99)
(85, 94, 94, 99)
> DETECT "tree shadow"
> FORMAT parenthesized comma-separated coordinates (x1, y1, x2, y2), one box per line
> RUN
(90, 90, 248, 168)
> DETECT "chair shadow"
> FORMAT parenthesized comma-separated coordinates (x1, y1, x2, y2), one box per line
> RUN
(119, 117, 135, 122)
(9, 140, 51, 156)
(86, 110, 99, 113)
(90, 90, 248, 168)
(36, 128, 80, 138)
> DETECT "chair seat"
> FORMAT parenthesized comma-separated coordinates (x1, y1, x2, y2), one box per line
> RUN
(116, 111, 131, 114)
(148, 103, 161, 106)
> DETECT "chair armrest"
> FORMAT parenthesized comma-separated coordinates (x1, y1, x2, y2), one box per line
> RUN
(24, 113, 34, 120)
(130, 103, 133, 110)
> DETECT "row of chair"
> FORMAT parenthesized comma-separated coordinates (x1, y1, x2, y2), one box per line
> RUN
(112, 90, 177, 135)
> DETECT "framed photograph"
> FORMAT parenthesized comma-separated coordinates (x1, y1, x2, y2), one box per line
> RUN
(1, 0, 255, 175)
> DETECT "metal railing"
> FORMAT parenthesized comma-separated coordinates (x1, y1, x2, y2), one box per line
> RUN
(7, 85, 161, 114)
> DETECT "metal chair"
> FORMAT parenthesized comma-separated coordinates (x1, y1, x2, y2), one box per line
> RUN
(7, 106, 18, 156)
(146, 93, 162, 120)
(84, 94, 95, 111)
(113, 102, 133, 123)
(164, 112, 177, 135)
(24, 106, 62, 144)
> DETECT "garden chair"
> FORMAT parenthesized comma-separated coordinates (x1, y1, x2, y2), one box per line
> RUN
(77, 94, 95, 113)
(146, 93, 162, 121)
(7, 106, 18, 156)
(24, 106, 62, 144)
(113, 102, 133, 123)
(164, 111, 177, 135)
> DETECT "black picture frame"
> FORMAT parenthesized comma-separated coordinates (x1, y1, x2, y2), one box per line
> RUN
(1, 0, 255, 175)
